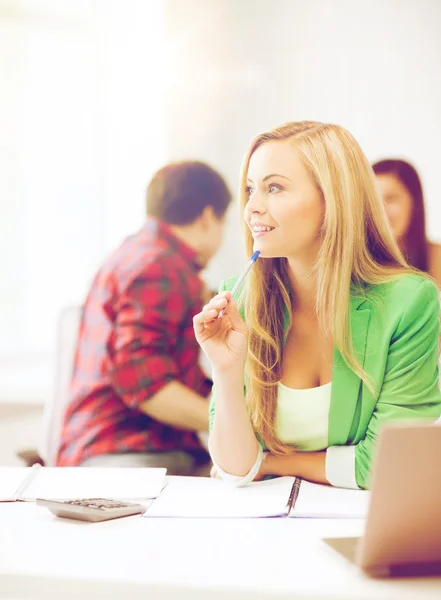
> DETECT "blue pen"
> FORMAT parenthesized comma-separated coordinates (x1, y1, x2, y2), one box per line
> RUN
(218, 250, 260, 318)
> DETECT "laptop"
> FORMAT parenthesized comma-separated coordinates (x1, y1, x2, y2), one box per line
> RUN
(324, 422, 441, 577)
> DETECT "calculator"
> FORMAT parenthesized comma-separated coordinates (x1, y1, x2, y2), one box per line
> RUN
(36, 498, 147, 522)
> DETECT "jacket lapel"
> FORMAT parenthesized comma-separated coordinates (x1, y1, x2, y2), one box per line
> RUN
(328, 298, 371, 445)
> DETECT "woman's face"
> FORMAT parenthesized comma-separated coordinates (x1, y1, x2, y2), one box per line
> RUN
(375, 174, 413, 240)
(244, 140, 324, 262)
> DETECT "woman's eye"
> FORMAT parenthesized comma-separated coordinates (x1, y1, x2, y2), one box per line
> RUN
(245, 186, 254, 196)
(268, 184, 282, 193)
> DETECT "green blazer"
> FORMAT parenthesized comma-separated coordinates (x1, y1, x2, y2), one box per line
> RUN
(209, 273, 441, 489)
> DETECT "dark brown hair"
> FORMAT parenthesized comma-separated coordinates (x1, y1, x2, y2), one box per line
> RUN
(146, 161, 231, 225)
(372, 159, 429, 272)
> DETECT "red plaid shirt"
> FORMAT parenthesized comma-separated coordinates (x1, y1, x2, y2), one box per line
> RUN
(57, 219, 212, 466)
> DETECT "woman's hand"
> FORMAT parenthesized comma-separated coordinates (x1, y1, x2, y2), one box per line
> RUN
(193, 291, 248, 373)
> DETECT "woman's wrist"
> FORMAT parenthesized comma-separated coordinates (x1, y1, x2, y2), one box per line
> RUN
(212, 365, 245, 385)
(261, 452, 298, 477)
(261, 452, 275, 475)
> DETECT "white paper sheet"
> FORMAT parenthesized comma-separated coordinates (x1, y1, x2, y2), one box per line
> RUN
(145, 476, 295, 518)
(20, 466, 167, 501)
(291, 480, 370, 519)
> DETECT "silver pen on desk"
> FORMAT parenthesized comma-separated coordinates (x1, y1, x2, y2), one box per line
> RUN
(218, 250, 260, 318)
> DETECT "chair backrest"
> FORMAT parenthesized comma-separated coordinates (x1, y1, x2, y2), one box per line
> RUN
(41, 306, 82, 466)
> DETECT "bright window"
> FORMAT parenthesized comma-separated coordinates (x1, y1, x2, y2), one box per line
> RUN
(0, 0, 167, 369)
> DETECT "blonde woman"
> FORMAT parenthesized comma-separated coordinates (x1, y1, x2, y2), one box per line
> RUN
(193, 121, 441, 490)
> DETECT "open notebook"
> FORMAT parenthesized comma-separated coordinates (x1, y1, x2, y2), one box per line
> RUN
(0, 465, 166, 501)
(145, 476, 370, 519)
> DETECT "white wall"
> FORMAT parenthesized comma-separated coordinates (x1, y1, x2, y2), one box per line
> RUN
(2, 0, 439, 352)
(0, 0, 167, 358)
(164, 0, 441, 288)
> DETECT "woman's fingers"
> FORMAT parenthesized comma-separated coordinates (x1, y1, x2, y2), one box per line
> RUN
(193, 307, 223, 335)
(203, 293, 229, 311)
(193, 310, 213, 336)
(224, 299, 246, 331)
(200, 304, 224, 324)
(193, 291, 233, 336)
(211, 291, 231, 303)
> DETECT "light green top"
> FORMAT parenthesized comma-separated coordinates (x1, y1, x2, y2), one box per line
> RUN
(276, 382, 332, 450)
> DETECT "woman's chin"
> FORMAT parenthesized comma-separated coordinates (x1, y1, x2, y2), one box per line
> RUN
(252, 237, 284, 259)
(252, 246, 277, 259)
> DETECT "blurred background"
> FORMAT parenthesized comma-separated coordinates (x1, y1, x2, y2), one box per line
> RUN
(1, 0, 441, 464)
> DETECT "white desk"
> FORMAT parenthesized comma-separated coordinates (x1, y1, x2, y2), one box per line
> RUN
(0, 499, 440, 600)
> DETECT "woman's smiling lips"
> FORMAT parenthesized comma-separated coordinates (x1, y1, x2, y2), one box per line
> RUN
(250, 221, 275, 238)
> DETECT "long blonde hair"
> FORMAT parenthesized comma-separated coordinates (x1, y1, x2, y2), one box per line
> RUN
(239, 121, 416, 454)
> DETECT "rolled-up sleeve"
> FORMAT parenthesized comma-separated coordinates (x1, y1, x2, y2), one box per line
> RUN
(326, 445, 359, 489)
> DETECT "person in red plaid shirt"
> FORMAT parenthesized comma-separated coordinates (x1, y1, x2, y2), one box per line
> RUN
(57, 162, 231, 473)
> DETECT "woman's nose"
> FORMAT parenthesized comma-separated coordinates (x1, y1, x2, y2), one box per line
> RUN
(246, 190, 267, 215)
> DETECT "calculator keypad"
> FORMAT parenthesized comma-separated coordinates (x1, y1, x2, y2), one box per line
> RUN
(63, 498, 131, 510)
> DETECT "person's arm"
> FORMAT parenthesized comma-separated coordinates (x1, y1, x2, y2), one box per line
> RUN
(139, 381, 208, 431)
(353, 278, 441, 488)
(108, 259, 209, 432)
(210, 368, 261, 477)
(194, 287, 261, 479)
(259, 279, 441, 489)
(261, 451, 327, 484)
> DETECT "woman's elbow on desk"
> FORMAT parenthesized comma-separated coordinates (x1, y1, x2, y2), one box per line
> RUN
(210, 449, 329, 486)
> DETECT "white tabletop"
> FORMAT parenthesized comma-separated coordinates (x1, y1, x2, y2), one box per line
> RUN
(0, 500, 440, 600)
